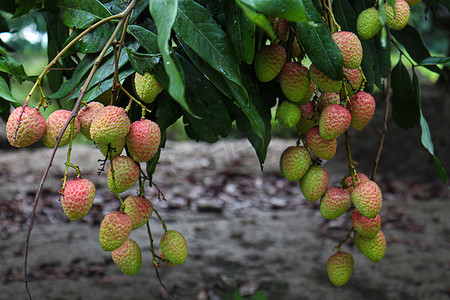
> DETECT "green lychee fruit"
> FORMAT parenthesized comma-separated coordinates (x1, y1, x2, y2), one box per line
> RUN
(107, 155, 140, 193)
(61, 177, 96, 221)
(124, 195, 153, 230)
(279, 62, 310, 103)
(348, 91, 376, 130)
(272, 18, 289, 42)
(77, 101, 104, 140)
(6, 106, 46, 148)
(332, 31, 363, 69)
(133, 72, 164, 104)
(354, 230, 386, 262)
(343, 68, 363, 91)
(279, 146, 312, 181)
(90, 106, 130, 145)
(318, 92, 341, 113)
(319, 104, 351, 140)
(301, 80, 316, 104)
(343, 172, 369, 194)
(159, 230, 188, 266)
(385, 0, 410, 31)
(352, 180, 382, 218)
(99, 211, 133, 251)
(320, 187, 352, 219)
(111, 239, 142, 276)
(98, 138, 125, 160)
(327, 251, 354, 287)
(357, 7, 382, 39)
(309, 65, 342, 93)
(351, 209, 381, 238)
(305, 126, 337, 160)
(43, 109, 81, 148)
(125, 118, 161, 162)
(254, 44, 287, 82)
(291, 37, 301, 58)
(276, 101, 301, 128)
(299, 165, 329, 201)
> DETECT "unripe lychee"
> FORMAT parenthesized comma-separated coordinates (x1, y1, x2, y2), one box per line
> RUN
(123, 196, 153, 230)
(357, 7, 382, 39)
(327, 251, 354, 287)
(301, 80, 316, 104)
(279, 146, 311, 181)
(297, 101, 317, 135)
(343, 68, 363, 91)
(90, 106, 130, 145)
(111, 239, 142, 276)
(77, 101, 104, 140)
(125, 118, 161, 162)
(351, 209, 381, 238)
(99, 211, 133, 251)
(107, 156, 140, 193)
(331, 31, 363, 69)
(159, 230, 188, 266)
(43, 109, 80, 148)
(276, 101, 302, 128)
(343, 172, 369, 194)
(352, 180, 383, 218)
(254, 44, 286, 82)
(98, 138, 125, 160)
(319, 104, 351, 140)
(318, 92, 340, 113)
(272, 18, 289, 41)
(320, 187, 352, 219)
(305, 126, 337, 160)
(61, 177, 96, 221)
(291, 37, 301, 58)
(133, 72, 164, 104)
(299, 165, 329, 201)
(348, 91, 376, 130)
(354, 230, 386, 262)
(309, 65, 342, 93)
(279, 62, 310, 103)
(385, 0, 410, 31)
(6, 106, 46, 147)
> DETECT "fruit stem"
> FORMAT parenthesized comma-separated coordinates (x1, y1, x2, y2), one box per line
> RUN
(344, 131, 357, 175)
(323, 5, 341, 32)
(61, 119, 78, 189)
(153, 208, 168, 232)
(119, 84, 152, 115)
(334, 227, 355, 251)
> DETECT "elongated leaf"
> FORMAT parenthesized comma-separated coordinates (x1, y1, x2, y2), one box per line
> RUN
(332, 0, 357, 33)
(420, 56, 450, 67)
(58, 0, 112, 29)
(126, 48, 161, 75)
(238, 0, 306, 22)
(13, 0, 35, 18)
(0, 76, 19, 104)
(236, 1, 276, 41)
(0, 56, 30, 83)
(63, 22, 116, 55)
(127, 25, 160, 54)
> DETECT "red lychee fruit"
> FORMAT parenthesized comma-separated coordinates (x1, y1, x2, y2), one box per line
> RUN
(125, 118, 161, 162)
(351, 209, 381, 238)
(331, 31, 363, 69)
(354, 230, 386, 262)
(309, 64, 342, 93)
(343, 172, 369, 194)
(111, 239, 142, 276)
(42, 109, 80, 148)
(352, 180, 383, 218)
(305, 126, 337, 160)
(320, 187, 352, 219)
(318, 92, 341, 113)
(6, 106, 46, 147)
(280, 62, 310, 103)
(319, 104, 351, 140)
(123, 195, 153, 230)
(99, 211, 133, 251)
(61, 177, 96, 221)
(348, 91, 376, 130)
(77, 101, 104, 140)
(90, 105, 130, 145)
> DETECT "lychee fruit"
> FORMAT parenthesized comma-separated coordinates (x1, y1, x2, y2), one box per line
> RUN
(320, 187, 352, 219)
(272, 18, 289, 41)
(133, 72, 164, 104)
(77, 101, 104, 140)
(348, 91, 376, 130)
(318, 92, 340, 113)
(344, 68, 363, 91)
(159, 230, 188, 266)
(351, 209, 381, 238)
(327, 251, 354, 287)
(279, 146, 311, 181)
(299, 165, 329, 201)
(296, 102, 318, 135)
(98, 138, 125, 160)
(331, 31, 363, 69)
(254, 44, 287, 82)
(385, 0, 410, 31)
(279, 62, 310, 103)
(343, 172, 369, 194)
(6, 106, 46, 147)
(123, 195, 153, 230)
(107, 155, 140, 193)
(43, 109, 80, 148)
(305, 126, 337, 160)
(357, 7, 382, 39)
(111, 239, 142, 276)
(352, 180, 383, 218)
(309, 64, 342, 93)
(319, 104, 351, 140)
(61, 177, 96, 221)
(125, 118, 161, 162)
(276, 101, 302, 128)
(301, 80, 316, 104)
(354, 230, 386, 262)
(90, 105, 130, 145)
(99, 211, 133, 251)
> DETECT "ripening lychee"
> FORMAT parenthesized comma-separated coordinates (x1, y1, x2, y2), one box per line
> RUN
(309, 65, 342, 93)
(320, 187, 352, 219)
(90, 106, 130, 145)
(385, 0, 410, 30)
(301, 80, 316, 104)
(107, 155, 140, 193)
(43, 109, 80, 148)
(351, 209, 381, 238)
(159, 230, 188, 266)
(327, 251, 354, 287)
(133, 72, 164, 104)
(280, 62, 310, 103)
(99, 211, 133, 251)
(297, 102, 317, 135)
(352, 180, 383, 218)
(354, 230, 386, 262)
(344, 68, 363, 91)
(348, 91, 376, 130)
(331, 31, 363, 69)
(272, 18, 289, 41)
(299, 165, 329, 201)
(124, 196, 153, 230)
(298, 101, 315, 119)
(125, 118, 161, 162)
(111, 239, 142, 276)
(291, 37, 301, 58)
(61, 177, 96, 221)
(6, 106, 46, 148)
(254, 44, 287, 82)
(319, 104, 351, 140)
(98, 138, 125, 160)
(276, 101, 302, 128)
(357, 7, 382, 39)
(77, 101, 104, 140)
(318, 92, 341, 113)
(279, 146, 311, 181)
(305, 126, 337, 160)
(343, 172, 369, 194)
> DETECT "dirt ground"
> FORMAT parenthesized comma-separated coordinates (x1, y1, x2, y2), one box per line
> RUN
(0, 85, 449, 300)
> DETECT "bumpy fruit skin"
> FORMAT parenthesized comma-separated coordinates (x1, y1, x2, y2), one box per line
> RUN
(357, 7, 382, 39)
(309, 65, 342, 93)
(343, 68, 363, 91)
(77, 101, 104, 140)
(354, 230, 386, 262)
(124, 196, 153, 230)
(43, 110, 81, 148)
(111, 239, 142, 276)
(320, 187, 352, 219)
(318, 92, 340, 113)
(90, 106, 130, 145)
(6, 106, 46, 148)
(351, 209, 381, 238)
(133, 72, 164, 104)
(352, 180, 382, 218)
(331, 31, 363, 69)
(327, 251, 354, 287)
(343, 172, 369, 194)
(301, 80, 316, 104)
(254, 44, 286, 82)
(125, 118, 161, 162)
(276, 101, 302, 128)
(98, 138, 125, 160)
(348, 91, 376, 130)
(297, 102, 317, 135)
(280, 62, 310, 103)
(272, 18, 289, 41)
(159, 230, 188, 266)
(385, 0, 410, 30)
(99, 211, 133, 251)
(305, 126, 337, 160)
(61, 178, 96, 221)
(319, 104, 352, 140)
(107, 155, 140, 193)
(299, 165, 329, 202)
(279, 146, 311, 181)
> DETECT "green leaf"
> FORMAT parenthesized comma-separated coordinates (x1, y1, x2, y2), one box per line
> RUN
(0, 76, 19, 104)
(58, 0, 112, 29)
(63, 22, 116, 54)
(297, 0, 343, 81)
(420, 56, 450, 67)
(126, 48, 161, 75)
(238, 0, 306, 22)
(236, 1, 276, 41)
(12, 0, 35, 18)
(391, 59, 419, 129)
(126, 25, 160, 54)
(154, 93, 183, 132)
(0, 56, 30, 83)
(332, 0, 357, 33)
